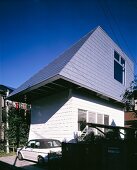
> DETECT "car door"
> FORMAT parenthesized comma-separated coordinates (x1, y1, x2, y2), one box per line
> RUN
(32, 141, 41, 162)
(21, 140, 36, 161)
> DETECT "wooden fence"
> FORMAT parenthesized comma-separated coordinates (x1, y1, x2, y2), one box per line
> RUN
(62, 139, 137, 170)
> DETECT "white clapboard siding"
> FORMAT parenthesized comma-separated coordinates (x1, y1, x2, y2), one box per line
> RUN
(71, 95, 124, 128)
(29, 91, 77, 142)
(29, 91, 124, 142)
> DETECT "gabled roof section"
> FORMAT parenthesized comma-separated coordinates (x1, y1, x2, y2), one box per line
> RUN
(8, 26, 133, 103)
(9, 27, 96, 98)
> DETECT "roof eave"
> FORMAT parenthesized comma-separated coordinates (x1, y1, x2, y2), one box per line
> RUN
(59, 75, 124, 105)
(7, 75, 61, 101)
(8, 74, 124, 106)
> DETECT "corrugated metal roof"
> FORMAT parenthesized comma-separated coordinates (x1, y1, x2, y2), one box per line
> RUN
(8, 27, 96, 98)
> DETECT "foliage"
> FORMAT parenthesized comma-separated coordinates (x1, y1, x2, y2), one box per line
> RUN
(6, 107, 31, 148)
(105, 129, 121, 140)
(122, 75, 137, 112)
(83, 131, 95, 142)
(81, 129, 123, 143)
(0, 141, 5, 153)
(0, 150, 15, 157)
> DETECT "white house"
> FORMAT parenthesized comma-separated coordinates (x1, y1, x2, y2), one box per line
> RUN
(8, 26, 134, 142)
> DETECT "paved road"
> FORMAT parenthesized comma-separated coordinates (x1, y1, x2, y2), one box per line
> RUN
(0, 155, 48, 170)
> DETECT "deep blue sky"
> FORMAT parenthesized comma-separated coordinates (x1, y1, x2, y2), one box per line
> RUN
(0, 0, 137, 88)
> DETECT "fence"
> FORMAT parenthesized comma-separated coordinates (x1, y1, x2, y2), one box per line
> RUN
(62, 139, 137, 170)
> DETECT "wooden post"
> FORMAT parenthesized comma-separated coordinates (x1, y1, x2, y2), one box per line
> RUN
(0, 94, 2, 141)
(5, 90, 9, 154)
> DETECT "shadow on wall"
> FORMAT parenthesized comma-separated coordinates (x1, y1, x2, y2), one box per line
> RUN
(111, 119, 116, 126)
(31, 90, 69, 124)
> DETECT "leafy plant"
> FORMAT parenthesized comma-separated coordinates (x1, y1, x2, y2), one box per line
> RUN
(6, 107, 31, 148)
(122, 75, 137, 112)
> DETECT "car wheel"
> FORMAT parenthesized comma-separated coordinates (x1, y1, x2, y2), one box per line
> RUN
(18, 152, 23, 160)
(38, 156, 44, 165)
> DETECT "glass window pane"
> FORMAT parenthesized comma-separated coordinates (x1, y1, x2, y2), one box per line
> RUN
(78, 109, 87, 131)
(97, 114, 103, 135)
(88, 112, 96, 123)
(27, 141, 35, 148)
(97, 114, 103, 124)
(121, 58, 125, 66)
(53, 140, 61, 147)
(104, 115, 109, 125)
(88, 112, 96, 133)
(78, 109, 87, 122)
(114, 60, 123, 83)
(104, 115, 109, 133)
(114, 51, 119, 61)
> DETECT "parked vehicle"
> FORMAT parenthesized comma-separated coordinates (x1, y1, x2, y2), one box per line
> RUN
(17, 139, 62, 164)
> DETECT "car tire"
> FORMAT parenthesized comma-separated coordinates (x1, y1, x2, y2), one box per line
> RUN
(38, 156, 45, 165)
(18, 152, 23, 160)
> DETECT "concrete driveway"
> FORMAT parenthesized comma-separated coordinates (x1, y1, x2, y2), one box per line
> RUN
(0, 155, 48, 170)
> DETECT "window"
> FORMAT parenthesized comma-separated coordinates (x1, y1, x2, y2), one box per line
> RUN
(78, 109, 110, 135)
(88, 112, 96, 133)
(88, 112, 96, 123)
(78, 109, 87, 131)
(104, 115, 109, 133)
(114, 51, 125, 84)
(97, 114, 103, 135)
(104, 115, 109, 125)
(27, 140, 36, 148)
(97, 114, 103, 124)
(53, 140, 61, 147)
(35, 141, 40, 148)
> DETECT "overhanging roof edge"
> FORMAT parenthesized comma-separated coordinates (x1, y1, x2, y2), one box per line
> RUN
(59, 75, 124, 104)
(7, 75, 61, 100)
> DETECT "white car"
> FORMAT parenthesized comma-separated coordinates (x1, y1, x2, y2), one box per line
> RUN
(17, 139, 62, 164)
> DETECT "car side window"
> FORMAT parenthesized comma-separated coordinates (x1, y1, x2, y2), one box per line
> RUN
(53, 140, 61, 147)
(26, 141, 35, 148)
(47, 141, 53, 147)
(35, 141, 40, 148)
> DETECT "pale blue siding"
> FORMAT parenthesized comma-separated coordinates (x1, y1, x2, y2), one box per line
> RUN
(60, 26, 134, 101)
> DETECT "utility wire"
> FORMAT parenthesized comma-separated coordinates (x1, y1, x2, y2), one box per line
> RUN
(98, 0, 135, 75)
(104, 0, 137, 67)
(97, 0, 121, 47)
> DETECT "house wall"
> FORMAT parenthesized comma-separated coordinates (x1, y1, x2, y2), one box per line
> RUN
(29, 90, 124, 142)
(72, 93, 124, 127)
(60, 27, 134, 102)
(29, 90, 77, 142)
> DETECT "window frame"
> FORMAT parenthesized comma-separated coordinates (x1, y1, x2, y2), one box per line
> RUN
(114, 51, 125, 85)
(78, 109, 110, 134)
